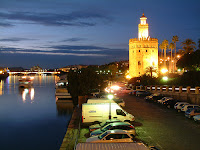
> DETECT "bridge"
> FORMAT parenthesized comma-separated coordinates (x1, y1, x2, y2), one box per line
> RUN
(9, 71, 60, 75)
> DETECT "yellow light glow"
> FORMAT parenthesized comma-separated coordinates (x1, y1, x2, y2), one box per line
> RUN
(162, 76, 168, 81)
(111, 85, 120, 91)
(161, 68, 168, 74)
(177, 55, 180, 58)
(0, 70, 3, 74)
(126, 75, 131, 79)
(107, 94, 114, 100)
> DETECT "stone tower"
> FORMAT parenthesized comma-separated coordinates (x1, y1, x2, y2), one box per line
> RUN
(129, 13, 158, 78)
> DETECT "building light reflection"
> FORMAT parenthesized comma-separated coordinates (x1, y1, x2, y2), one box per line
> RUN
(0, 80, 4, 96)
(21, 87, 35, 102)
(30, 88, 35, 100)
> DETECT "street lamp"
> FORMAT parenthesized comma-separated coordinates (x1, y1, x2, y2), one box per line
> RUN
(107, 94, 114, 120)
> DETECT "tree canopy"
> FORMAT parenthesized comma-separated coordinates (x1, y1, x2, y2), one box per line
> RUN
(176, 50, 200, 71)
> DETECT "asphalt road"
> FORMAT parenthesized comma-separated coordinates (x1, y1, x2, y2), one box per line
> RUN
(119, 94, 200, 150)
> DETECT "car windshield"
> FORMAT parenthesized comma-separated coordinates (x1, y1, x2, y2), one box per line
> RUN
(100, 121, 106, 126)
(101, 124, 112, 131)
(98, 131, 108, 140)
(186, 108, 193, 113)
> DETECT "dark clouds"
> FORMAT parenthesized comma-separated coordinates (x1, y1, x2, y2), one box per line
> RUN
(0, 11, 112, 27)
(0, 37, 37, 42)
(0, 44, 127, 57)
(0, 22, 14, 27)
(60, 38, 86, 42)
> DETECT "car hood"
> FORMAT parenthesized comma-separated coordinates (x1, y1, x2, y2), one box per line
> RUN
(89, 124, 101, 130)
(193, 115, 200, 119)
(90, 128, 103, 136)
(86, 136, 100, 142)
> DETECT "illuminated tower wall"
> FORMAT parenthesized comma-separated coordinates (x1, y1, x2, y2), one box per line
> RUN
(129, 13, 158, 78)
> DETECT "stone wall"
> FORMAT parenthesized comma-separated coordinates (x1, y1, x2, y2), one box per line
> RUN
(143, 86, 200, 105)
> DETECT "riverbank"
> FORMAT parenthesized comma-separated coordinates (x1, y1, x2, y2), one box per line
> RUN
(60, 107, 82, 150)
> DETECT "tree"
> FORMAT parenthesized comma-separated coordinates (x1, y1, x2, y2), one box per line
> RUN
(162, 40, 169, 68)
(146, 66, 157, 78)
(176, 50, 200, 71)
(198, 39, 200, 50)
(169, 43, 175, 72)
(67, 68, 105, 105)
(159, 42, 164, 59)
(180, 39, 196, 54)
(172, 35, 179, 58)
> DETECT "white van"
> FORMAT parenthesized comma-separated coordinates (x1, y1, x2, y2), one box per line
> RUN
(87, 98, 125, 107)
(82, 103, 134, 125)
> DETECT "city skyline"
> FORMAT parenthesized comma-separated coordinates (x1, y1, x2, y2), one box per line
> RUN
(0, 0, 199, 68)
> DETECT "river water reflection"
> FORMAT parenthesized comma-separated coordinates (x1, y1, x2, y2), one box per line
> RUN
(0, 75, 73, 150)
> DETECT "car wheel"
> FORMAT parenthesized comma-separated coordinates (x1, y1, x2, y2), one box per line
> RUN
(167, 105, 170, 108)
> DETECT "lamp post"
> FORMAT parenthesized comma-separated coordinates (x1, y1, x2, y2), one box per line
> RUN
(108, 94, 114, 120)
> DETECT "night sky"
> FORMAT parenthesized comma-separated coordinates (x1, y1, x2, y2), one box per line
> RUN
(0, 0, 199, 69)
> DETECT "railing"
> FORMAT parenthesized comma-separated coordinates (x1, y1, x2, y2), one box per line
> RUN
(143, 86, 200, 94)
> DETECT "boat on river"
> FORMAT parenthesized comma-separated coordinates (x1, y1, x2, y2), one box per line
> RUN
(19, 76, 34, 88)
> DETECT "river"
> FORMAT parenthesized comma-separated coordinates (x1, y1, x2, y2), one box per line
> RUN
(0, 75, 73, 150)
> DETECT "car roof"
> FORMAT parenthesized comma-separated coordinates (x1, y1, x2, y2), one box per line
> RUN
(106, 130, 130, 134)
(105, 119, 121, 122)
(108, 122, 131, 126)
(186, 104, 199, 107)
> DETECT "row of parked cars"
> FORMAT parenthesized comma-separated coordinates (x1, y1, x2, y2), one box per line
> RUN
(144, 93, 200, 122)
(86, 119, 136, 143)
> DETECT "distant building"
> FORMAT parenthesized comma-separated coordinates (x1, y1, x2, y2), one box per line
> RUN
(30, 65, 43, 72)
(129, 13, 158, 77)
(59, 65, 88, 72)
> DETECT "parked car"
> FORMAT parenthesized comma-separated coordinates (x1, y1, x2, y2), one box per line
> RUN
(146, 95, 164, 103)
(129, 89, 143, 95)
(181, 104, 200, 112)
(90, 122, 136, 137)
(157, 97, 173, 104)
(136, 90, 151, 97)
(174, 102, 190, 112)
(193, 114, 200, 122)
(120, 88, 133, 94)
(185, 108, 200, 118)
(86, 130, 134, 143)
(162, 99, 180, 108)
(89, 119, 121, 132)
(145, 93, 158, 100)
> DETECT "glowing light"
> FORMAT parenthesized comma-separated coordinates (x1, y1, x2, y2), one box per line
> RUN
(30, 88, 35, 100)
(161, 68, 168, 74)
(126, 75, 131, 79)
(162, 76, 168, 81)
(0, 70, 3, 74)
(177, 55, 181, 58)
(178, 69, 181, 72)
(111, 85, 120, 91)
(107, 94, 114, 100)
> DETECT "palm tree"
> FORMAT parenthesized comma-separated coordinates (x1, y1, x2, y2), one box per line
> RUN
(172, 35, 179, 58)
(162, 40, 169, 68)
(146, 66, 157, 78)
(159, 42, 164, 59)
(169, 43, 175, 73)
(181, 39, 196, 54)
